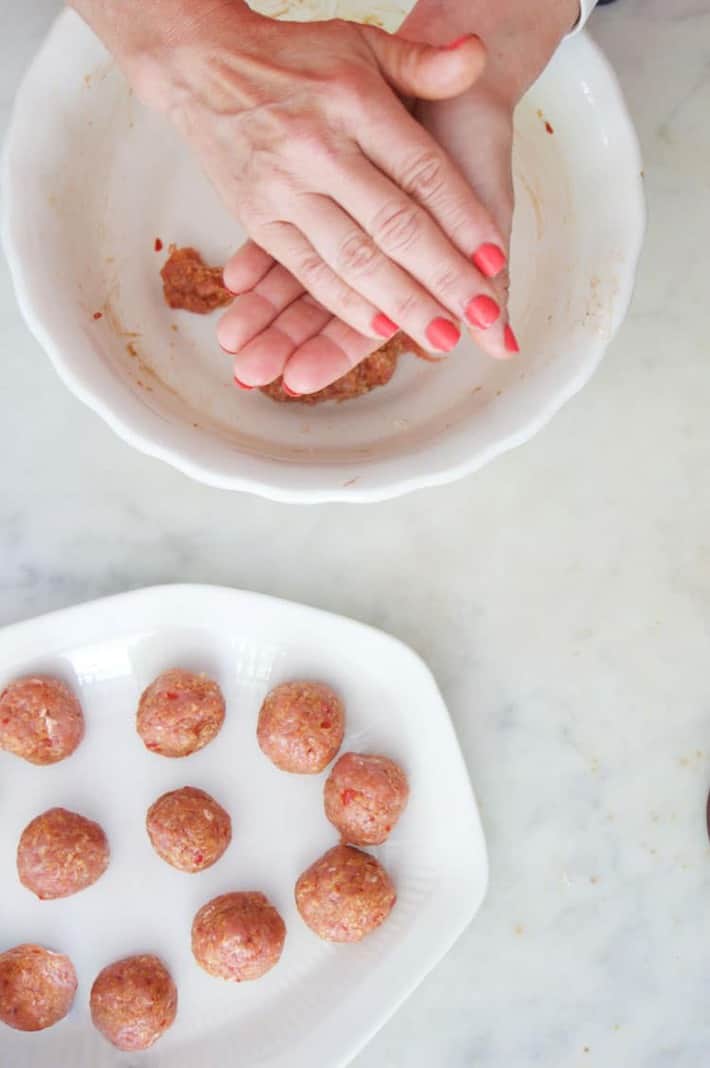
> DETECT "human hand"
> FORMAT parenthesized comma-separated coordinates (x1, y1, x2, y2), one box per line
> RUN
(217, 82, 518, 395)
(124, 3, 517, 359)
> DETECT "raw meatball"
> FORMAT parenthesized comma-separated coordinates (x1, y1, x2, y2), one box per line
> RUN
(295, 844, 396, 943)
(137, 668, 225, 758)
(324, 753, 409, 846)
(17, 806, 110, 900)
(0, 944, 77, 1032)
(191, 892, 286, 981)
(257, 681, 344, 774)
(90, 954, 177, 1052)
(146, 785, 231, 873)
(0, 676, 84, 765)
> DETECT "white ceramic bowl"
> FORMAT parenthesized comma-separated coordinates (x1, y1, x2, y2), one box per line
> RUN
(2, 4, 644, 503)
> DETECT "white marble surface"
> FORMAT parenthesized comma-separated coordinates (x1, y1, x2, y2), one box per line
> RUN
(1, 1, 710, 1065)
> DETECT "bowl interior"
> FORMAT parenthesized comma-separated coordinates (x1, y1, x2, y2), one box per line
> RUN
(2, 5, 643, 499)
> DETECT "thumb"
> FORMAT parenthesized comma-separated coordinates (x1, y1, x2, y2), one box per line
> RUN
(362, 29, 486, 100)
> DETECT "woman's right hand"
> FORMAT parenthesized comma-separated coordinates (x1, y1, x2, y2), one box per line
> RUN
(102, 0, 510, 355)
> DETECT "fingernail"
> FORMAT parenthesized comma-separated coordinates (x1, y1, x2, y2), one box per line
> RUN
(445, 34, 476, 49)
(220, 343, 236, 355)
(472, 243, 507, 279)
(504, 324, 520, 353)
(466, 295, 500, 330)
(282, 382, 302, 397)
(234, 376, 254, 391)
(373, 313, 399, 339)
(426, 318, 461, 352)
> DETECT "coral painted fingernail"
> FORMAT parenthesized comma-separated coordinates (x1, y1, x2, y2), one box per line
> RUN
(426, 318, 461, 352)
(234, 376, 253, 391)
(373, 313, 399, 339)
(466, 295, 500, 330)
(504, 324, 520, 353)
(472, 243, 507, 279)
(445, 34, 476, 49)
(282, 383, 302, 397)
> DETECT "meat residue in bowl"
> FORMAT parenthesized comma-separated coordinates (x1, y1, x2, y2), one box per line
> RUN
(161, 245, 233, 315)
(160, 246, 434, 405)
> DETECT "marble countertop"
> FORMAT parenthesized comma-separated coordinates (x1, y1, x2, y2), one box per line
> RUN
(2, 1, 710, 1065)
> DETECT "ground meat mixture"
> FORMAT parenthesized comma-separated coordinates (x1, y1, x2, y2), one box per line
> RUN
(90, 954, 177, 1052)
(0, 676, 84, 765)
(261, 333, 420, 405)
(17, 806, 110, 900)
(160, 245, 233, 313)
(136, 668, 225, 758)
(160, 245, 433, 404)
(191, 892, 286, 982)
(146, 785, 231, 873)
(0, 944, 77, 1032)
(257, 680, 345, 774)
(323, 753, 409, 846)
(295, 844, 396, 943)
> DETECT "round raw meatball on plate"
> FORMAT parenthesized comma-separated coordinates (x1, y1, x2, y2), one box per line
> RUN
(0, 676, 84, 765)
(0, 943, 77, 1032)
(17, 806, 110, 900)
(324, 752, 409, 846)
(90, 954, 177, 1051)
(146, 785, 231, 872)
(257, 680, 344, 774)
(295, 844, 396, 943)
(192, 891, 286, 981)
(137, 668, 225, 757)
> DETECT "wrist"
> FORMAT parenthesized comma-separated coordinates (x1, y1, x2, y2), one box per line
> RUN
(400, 0, 580, 104)
(69, 0, 255, 111)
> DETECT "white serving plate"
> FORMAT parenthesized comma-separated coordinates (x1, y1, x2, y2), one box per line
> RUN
(0, 585, 487, 1068)
(1, 4, 644, 502)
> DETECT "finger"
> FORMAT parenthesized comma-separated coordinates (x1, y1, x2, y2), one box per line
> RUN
(223, 241, 274, 294)
(314, 156, 509, 358)
(233, 295, 331, 388)
(252, 221, 394, 342)
(361, 26, 486, 100)
(416, 94, 519, 358)
(217, 263, 304, 353)
(283, 318, 384, 396)
(287, 193, 462, 354)
(359, 96, 509, 279)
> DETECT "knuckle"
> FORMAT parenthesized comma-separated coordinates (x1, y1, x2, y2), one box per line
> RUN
(431, 265, 462, 302)
(330, 62, 372, 109)
(334, 283, 361, 314)
(282, 117, 334, 165)
(399, 150, 446, 201)
(371, 201, 422, 254)
(296, 251, 329, 287)
(336, 231, 380, 277)
(391, 291, 420, 325)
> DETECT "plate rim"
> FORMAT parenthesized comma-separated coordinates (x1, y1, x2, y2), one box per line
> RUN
(1, 11, 646, 504)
